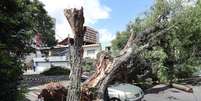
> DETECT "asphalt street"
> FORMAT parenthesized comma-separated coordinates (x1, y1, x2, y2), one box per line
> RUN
(143, 84, 201, 101)
(24, 81, 201, 101)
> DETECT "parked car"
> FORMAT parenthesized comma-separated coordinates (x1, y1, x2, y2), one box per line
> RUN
(108, 83, 144, 101)
(80, 76, 144, 101)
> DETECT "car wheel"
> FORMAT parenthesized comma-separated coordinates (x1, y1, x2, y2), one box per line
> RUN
(109, 97, 121, 101)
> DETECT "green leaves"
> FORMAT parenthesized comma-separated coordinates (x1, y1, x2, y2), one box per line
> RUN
(111, 0, 201, 83)
(82, 57, 95, 73)
(111, 31, 130, 50)
(0, 0, 56, 100)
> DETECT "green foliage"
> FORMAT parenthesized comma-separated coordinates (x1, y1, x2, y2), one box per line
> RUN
(30, 0, 56, 46)
(111, 31, 130, 53)
(0, 0, 56, 100)
(41, 66, 70, 76)
(82, 57, 95, 73)
(143, 47, 168, 82)
(111, 0, 201, 83)
(0, 51, 23, 101)
(111, 17, 144, 56)
(16, 85, 28, 101)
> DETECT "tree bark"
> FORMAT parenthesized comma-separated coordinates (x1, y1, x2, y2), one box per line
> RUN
(171, 83, 193, 93)
(64, 8, 85, 101)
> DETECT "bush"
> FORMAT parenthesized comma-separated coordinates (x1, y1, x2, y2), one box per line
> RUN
(175, 65, 196, 79)
(0, 52, 23, 101)
(41, 66, 70, 76)
(82, 57, 96, 73)
(16, 85, 28, 101)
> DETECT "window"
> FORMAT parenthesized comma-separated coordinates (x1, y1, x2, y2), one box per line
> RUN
(87, 49, 95, 55)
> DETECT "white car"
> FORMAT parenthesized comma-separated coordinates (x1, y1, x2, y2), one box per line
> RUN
(108, 83, 144, 101)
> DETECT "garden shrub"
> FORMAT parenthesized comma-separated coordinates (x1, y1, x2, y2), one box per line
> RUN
(41, 66, 70, 76)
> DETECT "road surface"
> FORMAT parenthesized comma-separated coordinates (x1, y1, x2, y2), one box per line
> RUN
(24, 79, 201, 101)
(143, 84, 201, 101)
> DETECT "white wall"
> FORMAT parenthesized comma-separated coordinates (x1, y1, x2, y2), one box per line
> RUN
(33, 56, 70, 73)
(83, 44, 101, 59)
(32, 44, 102, 73)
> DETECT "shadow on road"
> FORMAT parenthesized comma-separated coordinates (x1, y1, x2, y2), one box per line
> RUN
(177, 77, 201, 86)
(145, 85, 169, 94)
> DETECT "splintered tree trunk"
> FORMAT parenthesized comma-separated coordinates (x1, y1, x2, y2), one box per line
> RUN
(64, 8, 85, 101)
(81, 24, 162, 101)
(81, 19, 174, 100)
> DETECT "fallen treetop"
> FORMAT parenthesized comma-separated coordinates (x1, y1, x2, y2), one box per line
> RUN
(81, 14, 175, 101)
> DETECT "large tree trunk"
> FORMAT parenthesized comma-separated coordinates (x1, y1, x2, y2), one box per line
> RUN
(64, 8, 85, 101)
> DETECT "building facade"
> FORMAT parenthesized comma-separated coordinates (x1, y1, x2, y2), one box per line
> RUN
(83, 44, 102, 59)
(25, 26, 101, 74)
(84, 26, 99, 44)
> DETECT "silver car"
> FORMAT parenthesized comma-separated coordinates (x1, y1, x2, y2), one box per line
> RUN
(108, 83, 144, 101)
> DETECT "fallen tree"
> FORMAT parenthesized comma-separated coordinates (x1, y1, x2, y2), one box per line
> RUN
(80, 18, 175, 101)
(64, 7, 174, 101)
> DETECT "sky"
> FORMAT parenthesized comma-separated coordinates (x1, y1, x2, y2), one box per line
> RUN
(39, 0, 154, 48)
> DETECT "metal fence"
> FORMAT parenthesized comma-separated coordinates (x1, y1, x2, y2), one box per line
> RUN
(21, 75, 69, 87)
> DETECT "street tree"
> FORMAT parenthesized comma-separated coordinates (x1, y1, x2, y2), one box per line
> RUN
(0, 0, 56, 100)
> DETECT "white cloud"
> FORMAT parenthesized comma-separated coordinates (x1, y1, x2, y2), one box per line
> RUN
(39, 0, 111, 41)
(98, 29, 116, 48)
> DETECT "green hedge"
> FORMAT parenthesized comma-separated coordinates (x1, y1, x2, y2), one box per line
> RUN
(41, 66, 70, 76)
